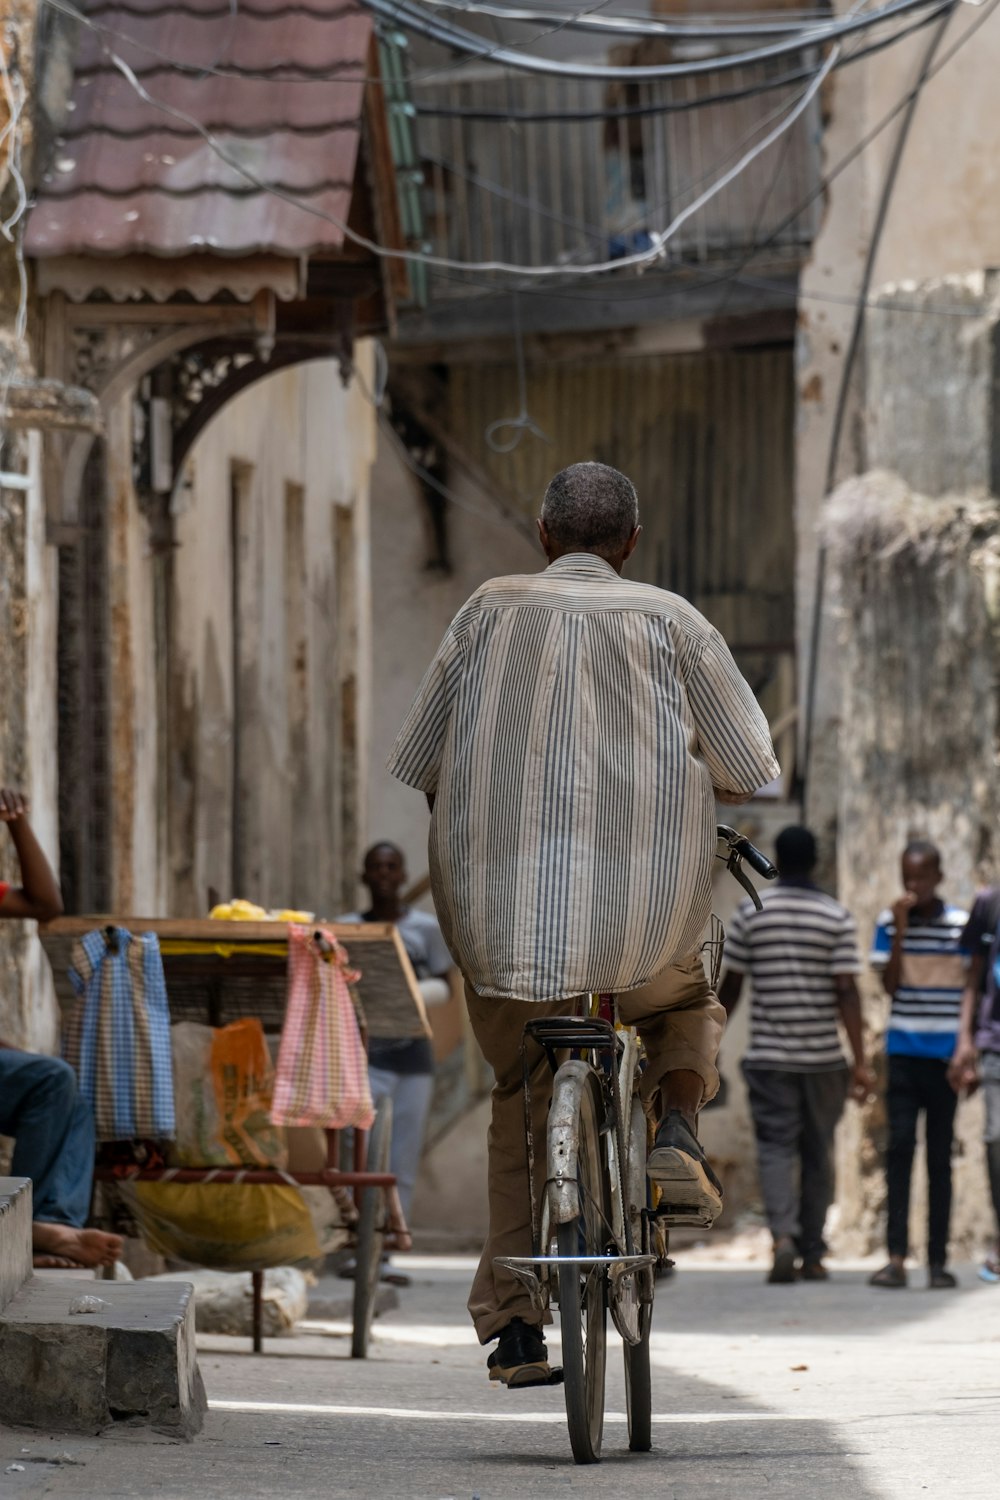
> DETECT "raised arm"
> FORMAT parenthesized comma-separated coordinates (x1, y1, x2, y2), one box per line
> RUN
(0, 790, 64, 923)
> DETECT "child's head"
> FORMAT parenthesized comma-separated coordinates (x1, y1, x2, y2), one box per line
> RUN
(901, 839, 942, 907)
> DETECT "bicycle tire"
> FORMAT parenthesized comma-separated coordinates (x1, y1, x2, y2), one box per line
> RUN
(555, 1068, 609, 1465)
(351, 1096, 392, 1360)
(622, 1092, 653, 1451)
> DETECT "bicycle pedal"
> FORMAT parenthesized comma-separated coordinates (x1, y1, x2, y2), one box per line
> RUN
(655, 1203, 715, 1227)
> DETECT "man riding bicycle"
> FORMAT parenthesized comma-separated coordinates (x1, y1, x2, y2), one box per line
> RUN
(388, 462, 779, 1388)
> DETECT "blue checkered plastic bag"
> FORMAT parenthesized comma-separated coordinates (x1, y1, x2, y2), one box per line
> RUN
(67, 926, 175, 1141)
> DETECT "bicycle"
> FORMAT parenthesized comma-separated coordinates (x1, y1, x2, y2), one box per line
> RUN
(495, 824, 776, 1464)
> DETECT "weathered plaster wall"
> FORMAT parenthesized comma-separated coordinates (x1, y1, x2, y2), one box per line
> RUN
(1, 0, 61, 1050)
(168, 349, 377, 920)
(826, 476, 999, 1256)
(0, 434, 60, 1050)
(795, 4, 1000, 827)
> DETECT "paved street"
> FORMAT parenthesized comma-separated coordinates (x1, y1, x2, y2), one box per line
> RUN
(0, 1249, 996, 1498)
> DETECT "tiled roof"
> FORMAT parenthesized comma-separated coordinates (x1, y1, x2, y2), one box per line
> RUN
(26, 0, 373, 260)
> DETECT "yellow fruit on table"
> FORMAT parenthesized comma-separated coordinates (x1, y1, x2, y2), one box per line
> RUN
(272, 909, 315, 923)
(208, 900, 269, 921)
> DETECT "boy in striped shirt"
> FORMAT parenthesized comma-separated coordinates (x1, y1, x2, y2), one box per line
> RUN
(869, 841, 968, 1289)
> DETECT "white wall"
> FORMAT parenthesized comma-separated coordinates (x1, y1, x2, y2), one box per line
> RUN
(366, 434, 538, 904)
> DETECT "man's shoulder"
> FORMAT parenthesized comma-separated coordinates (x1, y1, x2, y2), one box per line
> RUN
(755, 885, 852, 923)
(472, 570, 713, 634)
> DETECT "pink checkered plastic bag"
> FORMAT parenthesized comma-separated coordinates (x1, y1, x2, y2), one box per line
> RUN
(270, 924, 375, 1129)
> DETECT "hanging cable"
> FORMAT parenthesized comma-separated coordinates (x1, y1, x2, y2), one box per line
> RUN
(484, 292, 554, 452)
(799, 3, 960, 817)
(368, 0, 950, 81)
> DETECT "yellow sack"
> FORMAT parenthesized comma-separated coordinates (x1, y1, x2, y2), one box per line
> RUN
(127, 1182, 320, 1271)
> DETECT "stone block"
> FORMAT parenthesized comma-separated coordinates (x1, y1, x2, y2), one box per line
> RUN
(0, 1178, 33, 1313)
(0, 1277, 207, 1438)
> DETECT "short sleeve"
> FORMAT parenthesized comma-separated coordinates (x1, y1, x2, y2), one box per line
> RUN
(723, 901, 752, 974)
(870, 913, 893, 970)
(386, 623, 465, 794)
(685, 629, 781, 797)
(831, 910, 863, 976)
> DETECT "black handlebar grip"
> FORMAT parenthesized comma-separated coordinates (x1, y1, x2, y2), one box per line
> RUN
(736, 837, 778, 881)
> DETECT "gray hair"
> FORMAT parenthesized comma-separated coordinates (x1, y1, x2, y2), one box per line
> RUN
(540, 462, 639, 558)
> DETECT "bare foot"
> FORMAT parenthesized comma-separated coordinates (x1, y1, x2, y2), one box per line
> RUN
(33, 1254, 85, 1269)
(32, 1222, 123, 1268)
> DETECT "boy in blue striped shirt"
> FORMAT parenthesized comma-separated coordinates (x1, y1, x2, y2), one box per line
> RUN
(869, 841, 968, 1289)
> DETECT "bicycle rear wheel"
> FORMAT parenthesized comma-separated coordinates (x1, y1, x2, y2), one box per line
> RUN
(555, 1068, 609, 1465)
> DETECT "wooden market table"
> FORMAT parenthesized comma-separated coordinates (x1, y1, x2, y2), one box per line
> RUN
(40, 916, 432, 1355)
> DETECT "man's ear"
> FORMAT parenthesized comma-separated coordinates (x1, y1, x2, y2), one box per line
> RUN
(537, 518, 554, 559)
(623, 525, 641, 563)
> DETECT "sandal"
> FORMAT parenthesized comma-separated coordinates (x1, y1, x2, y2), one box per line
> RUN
(978, 1256, 1000, 1284)
(928, 1265, 957, 1289)
(869, 1261, 907, 1288)
(800, 1261, 830, 1282)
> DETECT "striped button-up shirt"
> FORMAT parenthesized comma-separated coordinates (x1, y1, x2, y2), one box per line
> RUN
(387, 554, 780, 1002)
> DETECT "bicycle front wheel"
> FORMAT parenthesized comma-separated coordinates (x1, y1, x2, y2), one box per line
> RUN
(555, 1068, 609, 1465)
(623, 1093, 653, 1452)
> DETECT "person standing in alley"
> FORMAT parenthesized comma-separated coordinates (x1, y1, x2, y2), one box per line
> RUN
(720, 825, 873, 1284)
(338, 841, 452, 1284)
(869, 841, 968, 1289)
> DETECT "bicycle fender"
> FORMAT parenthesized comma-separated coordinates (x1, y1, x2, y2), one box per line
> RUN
(547, 1060, 595, 1226)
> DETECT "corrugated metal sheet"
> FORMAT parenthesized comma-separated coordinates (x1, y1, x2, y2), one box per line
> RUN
(448, 347, 794, 716)
(26, 1, 371, 261)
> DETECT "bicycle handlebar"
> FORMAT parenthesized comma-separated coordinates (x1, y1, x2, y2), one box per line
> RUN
(716, 825, 778, 882)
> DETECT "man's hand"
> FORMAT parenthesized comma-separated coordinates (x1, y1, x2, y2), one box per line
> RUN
(0, 789, 29, 823)
(947, 1039, 979, 1094)
(850, 1063, 876, 1103)
(714, 788, 750, 807)
(891, 891, 917, 928)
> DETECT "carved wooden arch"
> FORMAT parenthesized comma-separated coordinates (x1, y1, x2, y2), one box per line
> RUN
(168, 334, 353, 480)
(43, 292, 270, 531)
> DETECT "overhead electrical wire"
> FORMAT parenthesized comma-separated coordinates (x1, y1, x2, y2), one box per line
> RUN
(414, 0, 843, 39)
(368, 0, 950, 80)
(409, 0, 957, 119)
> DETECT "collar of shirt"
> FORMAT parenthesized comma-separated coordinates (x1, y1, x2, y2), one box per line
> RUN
(777, 876, 819, 890)
(544, 553, 620, 581)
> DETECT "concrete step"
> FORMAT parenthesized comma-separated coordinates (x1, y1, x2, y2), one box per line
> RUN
(0, 1178, 33, 1313)
(0, 1276, 207, 1438)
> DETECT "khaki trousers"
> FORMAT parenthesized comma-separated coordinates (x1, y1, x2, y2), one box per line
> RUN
(465, 952, 725, 1342)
